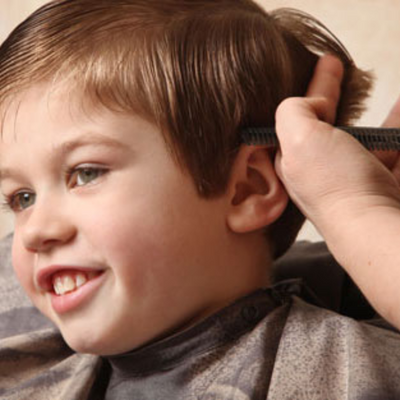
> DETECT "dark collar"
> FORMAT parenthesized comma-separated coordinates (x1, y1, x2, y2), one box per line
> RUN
(104, 288, 281, 377)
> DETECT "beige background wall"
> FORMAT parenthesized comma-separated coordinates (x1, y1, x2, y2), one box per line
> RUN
(0, 0, 400, 241)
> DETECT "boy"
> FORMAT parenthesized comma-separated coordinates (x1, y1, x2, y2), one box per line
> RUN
(1, 0, 400, 399)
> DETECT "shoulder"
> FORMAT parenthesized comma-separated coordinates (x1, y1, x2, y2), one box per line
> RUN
(267, 296, 400, 399)
(0, 326, 101, 400)
(287, 296, 400, 345)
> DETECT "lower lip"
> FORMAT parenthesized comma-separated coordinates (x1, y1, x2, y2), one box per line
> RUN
(50, 271, 106, 314)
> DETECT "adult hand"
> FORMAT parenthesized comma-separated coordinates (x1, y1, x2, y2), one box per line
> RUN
(274, 55, 400, 237)
(274, 54, 400, 328)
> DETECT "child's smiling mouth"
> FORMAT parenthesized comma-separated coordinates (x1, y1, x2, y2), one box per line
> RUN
(52, 270, 102, 295)
(37, 266, 106, 314)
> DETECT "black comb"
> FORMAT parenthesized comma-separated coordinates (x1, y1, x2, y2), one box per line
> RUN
(241, 127, 400, 151)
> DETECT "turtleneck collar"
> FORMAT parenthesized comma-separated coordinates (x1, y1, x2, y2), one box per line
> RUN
(104, 288, 281, 377)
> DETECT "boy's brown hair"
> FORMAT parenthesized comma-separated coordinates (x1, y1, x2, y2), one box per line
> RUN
(0, 0, 372, 259)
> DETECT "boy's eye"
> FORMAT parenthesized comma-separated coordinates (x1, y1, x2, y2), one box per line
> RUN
(68, 166, 107, 188)
(3, 192, 36, 212)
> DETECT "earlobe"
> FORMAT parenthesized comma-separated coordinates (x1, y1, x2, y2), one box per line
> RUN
(227, 146, 289, 234)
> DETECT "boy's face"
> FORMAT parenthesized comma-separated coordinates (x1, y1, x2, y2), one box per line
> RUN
(0, 84, 239, 355)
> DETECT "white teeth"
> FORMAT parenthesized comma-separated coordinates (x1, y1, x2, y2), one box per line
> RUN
(75, 273, 87, 288)
(63, 275, 76, 293)
(53, 273, 88, 296)
(54, 276, 63, 295)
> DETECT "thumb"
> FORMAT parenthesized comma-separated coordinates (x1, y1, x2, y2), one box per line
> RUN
(275, 96, 336, 159)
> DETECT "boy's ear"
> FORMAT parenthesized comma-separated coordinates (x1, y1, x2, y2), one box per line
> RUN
(226, 146, 289, 234)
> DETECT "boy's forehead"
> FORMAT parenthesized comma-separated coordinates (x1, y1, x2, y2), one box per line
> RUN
(0, 83, 163, 157)
(1, 84, 77, 136)
(1, 84, 108, 140)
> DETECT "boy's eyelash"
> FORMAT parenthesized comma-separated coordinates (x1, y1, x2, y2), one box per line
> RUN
(65, 165, 107, 174)
(1, 197, 12, 212)
(1, 191, 36, 213)
(1, 193, 26, 213)
(64, 165, 108, 187)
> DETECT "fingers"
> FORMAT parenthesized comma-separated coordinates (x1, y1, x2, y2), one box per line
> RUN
(274, 54, 350, 184)
(306, 54, 344, 124)
(275, 96, 338, 173)
(275, 53, 344, 150)
(276, 97, 331, 146)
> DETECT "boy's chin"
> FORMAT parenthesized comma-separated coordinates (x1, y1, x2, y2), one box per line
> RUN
(64, 334, 127, 356)
(59, 324, 150, 356)
(62, 330, 110, 355)
(56, 322, 128, 356)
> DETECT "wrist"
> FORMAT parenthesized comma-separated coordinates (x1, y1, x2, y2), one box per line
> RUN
(311, 186, 400, 240)
(317, 201, 400, 266)
(318, 206, 400, 325)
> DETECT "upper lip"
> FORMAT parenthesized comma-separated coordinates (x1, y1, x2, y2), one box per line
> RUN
(36, 265, 105, 292)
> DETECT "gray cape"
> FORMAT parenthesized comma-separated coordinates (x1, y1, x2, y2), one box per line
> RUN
(1, 235, 400, 399)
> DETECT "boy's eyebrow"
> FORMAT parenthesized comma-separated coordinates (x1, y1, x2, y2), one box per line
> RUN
(0, 167, 27, 184)
(0, 168, 15, 183)
(52, 132, 127, 156)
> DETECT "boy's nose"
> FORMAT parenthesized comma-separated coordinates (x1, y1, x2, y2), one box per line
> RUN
(22, 201, 76, 253)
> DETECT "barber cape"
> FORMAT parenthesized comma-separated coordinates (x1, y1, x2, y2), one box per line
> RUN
(1, 234, 400, 400)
